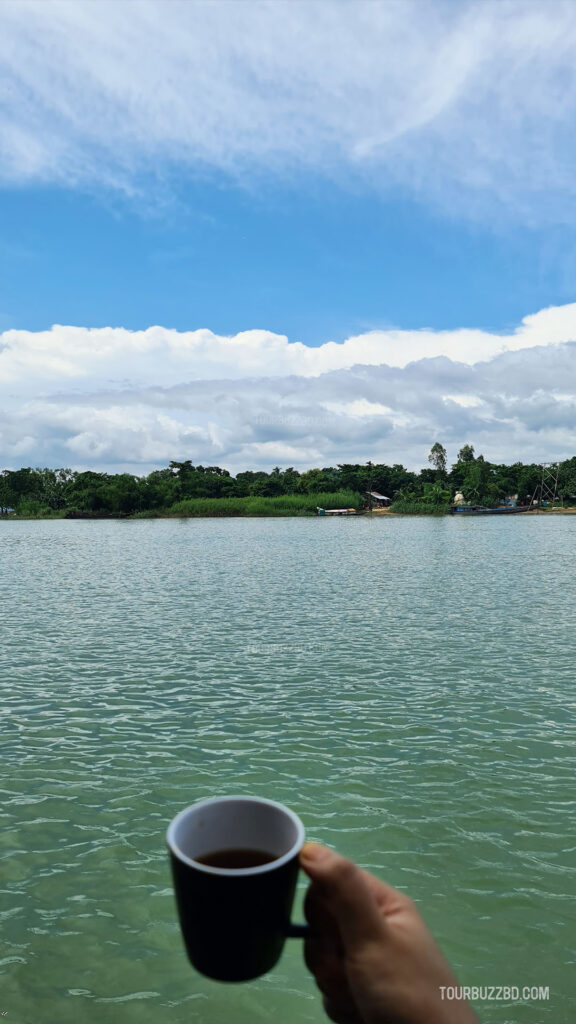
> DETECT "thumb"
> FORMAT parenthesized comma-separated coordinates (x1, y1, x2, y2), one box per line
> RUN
(300, 843, 388, 950)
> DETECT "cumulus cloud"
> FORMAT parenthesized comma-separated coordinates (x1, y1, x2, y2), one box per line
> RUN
(1, 304, 575, 473)
(2, 1, 576, 219)
(2, 302, 575, 390)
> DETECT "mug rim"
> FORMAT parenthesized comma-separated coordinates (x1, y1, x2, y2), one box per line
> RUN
(166, 795, 305, 877)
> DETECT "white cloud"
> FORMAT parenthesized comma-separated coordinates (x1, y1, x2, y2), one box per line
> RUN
(1, 303, 575, 473)
(1, 302, 574, 392)
(323, 400, 395, 419)
(248, 441, 324, 464)
(443, 395, 484, 409)
(2, 1, 576, 219)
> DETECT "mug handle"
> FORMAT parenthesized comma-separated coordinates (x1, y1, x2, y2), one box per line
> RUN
(286, 922, 310, 938)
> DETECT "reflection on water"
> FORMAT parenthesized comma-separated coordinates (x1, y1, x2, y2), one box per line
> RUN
(2, 516, 575, 1023)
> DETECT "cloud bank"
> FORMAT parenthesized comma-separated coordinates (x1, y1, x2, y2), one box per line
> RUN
(1, 304, 575, 473)
(2, 1, 576, 220)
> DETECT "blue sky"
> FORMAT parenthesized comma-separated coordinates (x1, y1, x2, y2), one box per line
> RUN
(2, 181, 574, 343)
(1, 0, 576, 473)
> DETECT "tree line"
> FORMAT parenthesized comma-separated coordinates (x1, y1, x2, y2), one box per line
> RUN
(1, 447, 576, 516)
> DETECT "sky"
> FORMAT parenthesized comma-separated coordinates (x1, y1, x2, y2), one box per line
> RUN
(1, 0, 576, 474)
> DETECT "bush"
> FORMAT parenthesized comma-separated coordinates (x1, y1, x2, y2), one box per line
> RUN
(16, 500, 61, 518)
(391, 482, 452, 515)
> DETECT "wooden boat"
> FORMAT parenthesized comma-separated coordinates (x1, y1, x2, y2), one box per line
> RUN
(449, 505, 531, 516)
(316, 507, 364, 516)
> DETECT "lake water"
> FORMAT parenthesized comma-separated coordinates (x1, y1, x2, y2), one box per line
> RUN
(2, 516, 575, 1024)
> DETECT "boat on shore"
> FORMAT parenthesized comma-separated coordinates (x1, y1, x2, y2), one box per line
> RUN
(316, 507, 364, 516)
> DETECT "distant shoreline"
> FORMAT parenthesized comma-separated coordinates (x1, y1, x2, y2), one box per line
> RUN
(2, 457, 575, 518)
(2, 507, 576, 521)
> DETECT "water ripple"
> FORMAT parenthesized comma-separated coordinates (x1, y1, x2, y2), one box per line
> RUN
(1, 517, 575, 1023)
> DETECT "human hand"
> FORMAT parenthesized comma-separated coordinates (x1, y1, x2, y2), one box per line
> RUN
(300, 843, 479, 1024)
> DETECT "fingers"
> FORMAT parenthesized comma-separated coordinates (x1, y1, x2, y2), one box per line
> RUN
(304, 884, 363, 1024)
(304, 881, 342, 973)
(300, 843, 389, 951)
(304, 880, 343, 968)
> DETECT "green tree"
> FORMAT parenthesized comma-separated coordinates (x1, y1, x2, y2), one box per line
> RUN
(296, 468, 331, 493)
(457, 444, 475, 463)
(392, 481, 452, 514)
(558, 458, 576, 503)
(36, 467, 75, 509)
(1, 467, 39, 507)
(65, 471, 110, 512)
(461, 459, 491, 505)
(279, 467, 300, 493)
(385, 464, 415, 496)
(428, 442, 447, 476)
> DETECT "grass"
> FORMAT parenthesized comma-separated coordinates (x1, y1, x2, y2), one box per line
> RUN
(166, 491, 363, 517)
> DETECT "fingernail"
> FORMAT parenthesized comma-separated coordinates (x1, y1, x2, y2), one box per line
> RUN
(300, 842, 327, 864)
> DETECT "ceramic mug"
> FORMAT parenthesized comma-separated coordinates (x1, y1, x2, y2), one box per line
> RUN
(167, 795, 308, 981)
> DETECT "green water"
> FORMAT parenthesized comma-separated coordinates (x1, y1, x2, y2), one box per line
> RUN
(2, 516, 575, 1024)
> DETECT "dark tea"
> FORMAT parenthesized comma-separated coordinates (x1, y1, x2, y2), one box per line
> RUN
(195, 848, 277, 869)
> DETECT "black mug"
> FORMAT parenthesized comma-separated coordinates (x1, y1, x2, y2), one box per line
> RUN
(167, 795, 308, 982)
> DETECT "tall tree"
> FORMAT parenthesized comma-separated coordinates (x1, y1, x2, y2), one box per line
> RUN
(428, 442, 447, 476)
(457, 444, 475, 463)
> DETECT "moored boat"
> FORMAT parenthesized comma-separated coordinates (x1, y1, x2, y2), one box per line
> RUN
(449, 505, 531, 516)
(316, 507, 364, 516)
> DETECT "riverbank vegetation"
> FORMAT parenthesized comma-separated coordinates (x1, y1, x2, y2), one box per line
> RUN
(1, 449, 575, 517)
(160, 491, 362, 517)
